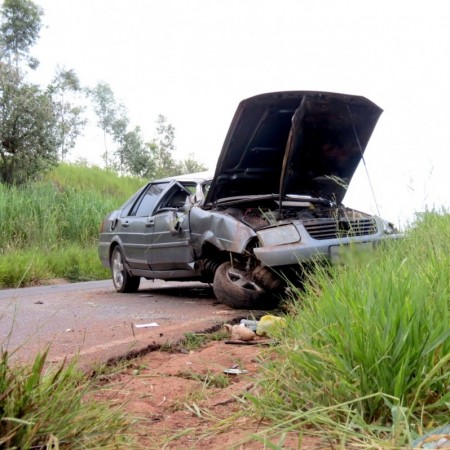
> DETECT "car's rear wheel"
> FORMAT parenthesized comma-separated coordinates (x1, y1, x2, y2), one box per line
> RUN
(213, 262, 279, 309)
(111, 246, 140, 293)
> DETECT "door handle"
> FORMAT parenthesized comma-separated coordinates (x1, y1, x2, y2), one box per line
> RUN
(146, 219, 154, 227)
(122, 220, 130, 228)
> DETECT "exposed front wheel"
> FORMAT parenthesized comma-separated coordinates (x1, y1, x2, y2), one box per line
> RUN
(213, 262, 279, 309)
(110, 246, 140, 293)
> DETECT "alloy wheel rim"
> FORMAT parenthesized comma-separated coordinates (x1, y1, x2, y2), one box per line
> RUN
(112, 250, 124, 289)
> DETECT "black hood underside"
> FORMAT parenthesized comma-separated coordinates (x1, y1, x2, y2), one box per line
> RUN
(206, 91, 383, 205)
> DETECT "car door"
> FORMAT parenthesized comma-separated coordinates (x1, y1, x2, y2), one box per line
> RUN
(148, 182, 195, 271)
(116, 182, 169, 270)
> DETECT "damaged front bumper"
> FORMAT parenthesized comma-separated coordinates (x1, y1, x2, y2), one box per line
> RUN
(253, 217, 400, 267)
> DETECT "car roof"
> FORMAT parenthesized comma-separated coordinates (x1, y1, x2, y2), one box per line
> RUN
(153, 170, 213, 184)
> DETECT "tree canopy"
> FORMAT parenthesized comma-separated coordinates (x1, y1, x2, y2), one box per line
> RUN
(0, 0, 206, 185)
(88, 83, 207, 178)
(0, 0, 42, 69)
(0, 0, 59, 184)
(0, 63, 58, 184)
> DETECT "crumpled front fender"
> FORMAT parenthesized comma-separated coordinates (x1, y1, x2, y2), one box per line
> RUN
(189, 207, 256, 256)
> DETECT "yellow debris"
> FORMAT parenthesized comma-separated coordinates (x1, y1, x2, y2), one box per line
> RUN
(256, 314, 286, 336)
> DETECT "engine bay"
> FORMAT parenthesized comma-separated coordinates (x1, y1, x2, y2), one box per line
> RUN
(221, 197, 370, 231)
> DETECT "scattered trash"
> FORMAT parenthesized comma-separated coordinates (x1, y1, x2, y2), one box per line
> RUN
(223, 368, 249, 375)
(134, 322, 159, 328)
(66, 328, 73, 332)
(34, 301, 44, 305)
(223, 323, 255, 341)
(412, 424, 450, 449)
(256, 314, 286, 336)
(224, 340, 272, 345)
(240, 319, 258, 331)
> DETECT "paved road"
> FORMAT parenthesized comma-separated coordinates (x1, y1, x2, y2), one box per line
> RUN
(0, 279, 249, 367)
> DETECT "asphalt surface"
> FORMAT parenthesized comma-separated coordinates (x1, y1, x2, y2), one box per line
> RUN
(0, 279, 250, 367)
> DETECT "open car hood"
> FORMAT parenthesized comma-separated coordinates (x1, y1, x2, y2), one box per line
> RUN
(205, 91, 382, 205)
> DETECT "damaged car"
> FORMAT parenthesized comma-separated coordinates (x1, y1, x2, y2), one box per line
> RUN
(98, 91, 399, 309)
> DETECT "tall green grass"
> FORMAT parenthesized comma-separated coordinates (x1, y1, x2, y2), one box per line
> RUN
(250, 211, 450, 446)
(0, 348, 134, 448)
(0, 245, 110, 287)
(46, 163, 145, 199)
(0, 163, 144, 287)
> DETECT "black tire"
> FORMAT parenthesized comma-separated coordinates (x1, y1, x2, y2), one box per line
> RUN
(213, 262, 279, 310)
(110, 246, 140, 293)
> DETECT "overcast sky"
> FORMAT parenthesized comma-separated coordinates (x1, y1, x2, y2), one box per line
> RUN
(30, 0, 450, 226)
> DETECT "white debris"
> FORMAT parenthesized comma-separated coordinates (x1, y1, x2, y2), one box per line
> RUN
(134, 322, 159, 328)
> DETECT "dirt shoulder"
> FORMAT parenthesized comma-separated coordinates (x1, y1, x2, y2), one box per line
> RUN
(94, 337, 323, 449)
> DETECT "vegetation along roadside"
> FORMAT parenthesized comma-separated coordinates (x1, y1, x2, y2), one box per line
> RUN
(0, 164, 143, 288)
(1, 210, 449, 448)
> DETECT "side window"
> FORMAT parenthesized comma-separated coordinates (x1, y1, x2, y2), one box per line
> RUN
(181, 183, 196, 195)
(120, 188, 145, 217)
(130, 183, 169, 217)
(156, 184, 193, 211)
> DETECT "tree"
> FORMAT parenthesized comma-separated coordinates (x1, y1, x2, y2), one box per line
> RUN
(110, 103, 129, 172)
(88, 83, 206, 178)
(0, 0, 42, 70)
(88, 82, 117, 167)
(48, 67, 86, 161)
(150, 114, 178, 178)
(0, 0, 59, 184)
(121, 127, 155, 177)
(0, 63, 58, 184)
(178, 153, 208, 175)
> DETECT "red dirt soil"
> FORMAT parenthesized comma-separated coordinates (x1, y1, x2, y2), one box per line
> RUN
(93, 339, 326, 449)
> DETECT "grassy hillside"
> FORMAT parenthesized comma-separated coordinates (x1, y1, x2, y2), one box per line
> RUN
(0, 163, 145, 287)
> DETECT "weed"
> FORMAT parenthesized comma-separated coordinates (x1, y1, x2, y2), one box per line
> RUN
(0, 348, 134, 448)
(176, 370, 231, 389)
(182, 332, 208, 351)
(159, 329, 229, 353)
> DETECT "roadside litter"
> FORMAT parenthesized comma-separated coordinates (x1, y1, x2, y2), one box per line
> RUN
(223, 323, 255, 341)
(223, 368, 249, 375)
(412, 424, 450, 449)
(223, 314, 286, 345)
(255, 314, 286, 336)
(134, 322, 159, 328)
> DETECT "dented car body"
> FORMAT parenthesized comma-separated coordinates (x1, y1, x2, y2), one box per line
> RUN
(98, 91, 399, 308)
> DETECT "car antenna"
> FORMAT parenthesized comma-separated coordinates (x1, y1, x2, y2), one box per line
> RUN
(346, 105, 381, 217)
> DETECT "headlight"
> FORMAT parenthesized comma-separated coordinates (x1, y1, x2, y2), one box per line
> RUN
(382, 220, 397, 235)
(257, 224, 301, 247)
